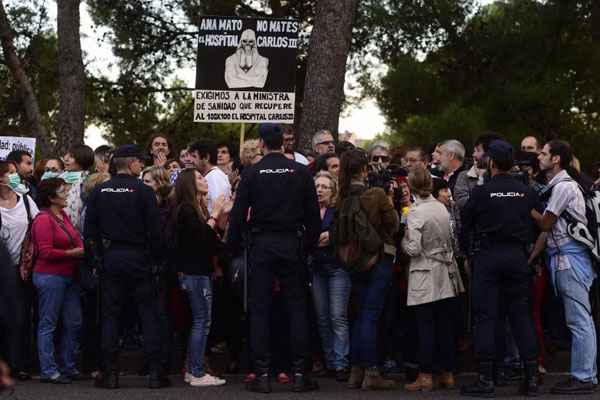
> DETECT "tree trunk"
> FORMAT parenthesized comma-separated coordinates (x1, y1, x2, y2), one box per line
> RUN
(57, 0, 85, 155)
(0, 0, 52, 156)
(593, 0, 600, 43)
(296, 0, 358, 152)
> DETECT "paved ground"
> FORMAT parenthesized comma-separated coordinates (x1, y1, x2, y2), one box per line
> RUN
(8, 373, 597, 400)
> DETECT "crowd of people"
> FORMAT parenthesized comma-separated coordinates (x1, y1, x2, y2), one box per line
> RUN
(0, 126, 599, 397)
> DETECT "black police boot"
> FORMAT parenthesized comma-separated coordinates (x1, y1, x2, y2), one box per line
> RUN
(94, 370, 119, 389)
(519, 361, 539, 397)
(493, 365, 509, 387)
(461, 361, 495, 398)
(291, 359, 319, 393)
(147, 368, 170, 389)
(246, 361, 271, 393)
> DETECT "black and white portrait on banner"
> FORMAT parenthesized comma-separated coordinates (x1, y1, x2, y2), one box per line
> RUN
(225, 29, 269, 89)
(195, 16, 299, 124)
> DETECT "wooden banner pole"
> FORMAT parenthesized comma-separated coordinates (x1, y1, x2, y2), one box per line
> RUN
(239, 123, 246, 157)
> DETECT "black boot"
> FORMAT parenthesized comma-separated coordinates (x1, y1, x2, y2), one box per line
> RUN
(493, 365, 508, 387)
(461, 361, 495, 398)
(95, 370, 119, 389)
(519, 361, 539, 397)
(291, 359, 319, 392)
(147, 368, 170, 389)
(246, 361, 271, 393)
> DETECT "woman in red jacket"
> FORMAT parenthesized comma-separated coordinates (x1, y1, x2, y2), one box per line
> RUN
(32, 178, 84, 384)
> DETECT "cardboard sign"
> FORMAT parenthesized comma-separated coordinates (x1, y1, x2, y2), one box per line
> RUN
(195, 16, 298, 124)
(0, 136, 36, 164)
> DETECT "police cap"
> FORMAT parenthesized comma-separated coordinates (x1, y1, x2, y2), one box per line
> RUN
(258, 124, 283, 141)
(112, 144, 144, 159)
(514, 150, 539, 170)
(487, 139, 514, 166)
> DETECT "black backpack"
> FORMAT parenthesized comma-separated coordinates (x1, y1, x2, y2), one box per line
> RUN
(544, 179, 600, 273)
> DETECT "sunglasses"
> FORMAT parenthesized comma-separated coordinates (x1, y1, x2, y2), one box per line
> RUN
(371, 156, 390, 163)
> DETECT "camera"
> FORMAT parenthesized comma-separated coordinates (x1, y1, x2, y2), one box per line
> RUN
(367, 164, 407, 209)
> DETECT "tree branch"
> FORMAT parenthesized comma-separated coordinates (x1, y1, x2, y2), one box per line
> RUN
(0, 0, 51, 156)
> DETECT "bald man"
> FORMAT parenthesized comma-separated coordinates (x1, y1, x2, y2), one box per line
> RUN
(225, 29, 269, 89)
(520, 136, 541, 154)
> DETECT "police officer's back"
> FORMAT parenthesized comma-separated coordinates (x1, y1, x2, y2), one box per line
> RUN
(227, 134, 320, 249)
(83, 145, 166, 389)
(460, 140, 539, 397)
(227, 124, 320, 393)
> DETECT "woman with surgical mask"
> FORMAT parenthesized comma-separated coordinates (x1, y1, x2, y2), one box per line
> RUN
(36, 159, 65, 182)
(0, 160, 40, 381)
(61, 145, 94, 233)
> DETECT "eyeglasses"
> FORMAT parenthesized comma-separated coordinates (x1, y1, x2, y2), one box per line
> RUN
(44, 167, 62, 172)
(317, 140, 335, 146)
(371, 156, 390, 163)
(55, 187, 69, 196)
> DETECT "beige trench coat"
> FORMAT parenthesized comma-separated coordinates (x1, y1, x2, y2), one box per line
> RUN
(401, 195, 465, 306)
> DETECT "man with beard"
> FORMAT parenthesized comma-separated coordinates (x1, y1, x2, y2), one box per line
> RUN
(454, 133, 501, 210)
(532, 140, 598, 394)
(225, 29, 269, 89)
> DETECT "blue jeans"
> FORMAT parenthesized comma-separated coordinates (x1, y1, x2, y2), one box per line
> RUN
(311, 264, 351, 370)
(180, 275, 212, 377)
(555, 267, 598, 383)
(350, 255, 393, 368)
(33, 273, 81, 379)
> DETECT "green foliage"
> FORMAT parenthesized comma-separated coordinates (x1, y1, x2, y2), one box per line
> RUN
(377, 0, 600, 170)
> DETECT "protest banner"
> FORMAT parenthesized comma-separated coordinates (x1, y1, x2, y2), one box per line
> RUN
(195, 16, 298, 124)
(0, 136, 36, 164)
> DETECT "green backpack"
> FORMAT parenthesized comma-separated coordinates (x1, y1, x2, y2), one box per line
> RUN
(332, 191, 383, 273)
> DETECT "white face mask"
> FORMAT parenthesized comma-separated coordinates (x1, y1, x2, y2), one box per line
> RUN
(13, 183, 29, 195)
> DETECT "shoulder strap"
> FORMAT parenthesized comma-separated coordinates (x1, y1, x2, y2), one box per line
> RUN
(22, 194, 33, 228)
(50, 213, 77, 248)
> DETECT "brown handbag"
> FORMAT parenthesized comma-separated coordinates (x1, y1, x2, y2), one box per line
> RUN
(18, 195, 37, 281)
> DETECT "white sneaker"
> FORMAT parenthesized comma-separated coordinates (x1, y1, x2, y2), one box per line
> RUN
(189, 373, 226, 387)
(184, 372, 193, 383)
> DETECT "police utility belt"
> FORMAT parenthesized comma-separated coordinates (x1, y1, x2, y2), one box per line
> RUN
(471, 233, 527, 254)
(250, 226, 305, 238)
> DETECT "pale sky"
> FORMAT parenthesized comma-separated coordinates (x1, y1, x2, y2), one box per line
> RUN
(80, 0, 495, 148)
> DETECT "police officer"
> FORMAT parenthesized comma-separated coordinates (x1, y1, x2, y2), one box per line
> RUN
(460, 140, 539, 397)
(84, 145, 166, 389)
(227, 124, 321, 393)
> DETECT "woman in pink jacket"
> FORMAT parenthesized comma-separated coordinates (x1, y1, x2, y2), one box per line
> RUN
(32, 178, 84, 384)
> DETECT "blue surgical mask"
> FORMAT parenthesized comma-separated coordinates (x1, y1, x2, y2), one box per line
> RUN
(41, 171, 62, 181)
(14, 183, 29, 195)
(60, 171, 83, 184)
(6, 173, 21, 190)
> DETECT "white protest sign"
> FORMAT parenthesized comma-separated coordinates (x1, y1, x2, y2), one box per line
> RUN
(0, 136, 36, 164)
(195, 16, 298, 124)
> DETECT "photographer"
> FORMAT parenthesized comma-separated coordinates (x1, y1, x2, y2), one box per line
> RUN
(338, 150, 400, 390)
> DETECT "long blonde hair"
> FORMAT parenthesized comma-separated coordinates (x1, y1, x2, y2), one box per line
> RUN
(142, 166, 172, 204)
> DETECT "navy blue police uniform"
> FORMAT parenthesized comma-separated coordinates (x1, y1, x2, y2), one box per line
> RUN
(84, 145, 164, 388)
(227, 124, 321, 392)
(460, 140, 539, 397)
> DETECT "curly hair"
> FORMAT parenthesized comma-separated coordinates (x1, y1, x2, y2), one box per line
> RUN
(240, 139, 262, 167)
